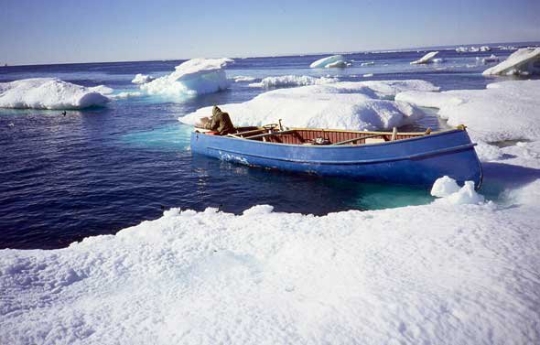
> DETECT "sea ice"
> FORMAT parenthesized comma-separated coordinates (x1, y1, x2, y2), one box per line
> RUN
(410, 51, 439, 64)
(482, 47, 540, 76)
(140, 58, 233, 97)
(0, 78, 110, 109)
(180, 80, 439, 131)
(309, 54, 349, 68)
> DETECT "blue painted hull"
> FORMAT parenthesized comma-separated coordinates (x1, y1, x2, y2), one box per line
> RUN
(190, 129, 483, 188)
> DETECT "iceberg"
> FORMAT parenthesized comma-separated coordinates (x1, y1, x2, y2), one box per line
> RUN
(0, 78, 110, 109)
(309, 54, 349, 68)
(140, 58, 233, 97)
(180, 79, 439, 131)
(482, 47, 540, 76)
(410, 51, 439, 64)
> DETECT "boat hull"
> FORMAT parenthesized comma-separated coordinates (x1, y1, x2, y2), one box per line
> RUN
(190, 129, 483, 188)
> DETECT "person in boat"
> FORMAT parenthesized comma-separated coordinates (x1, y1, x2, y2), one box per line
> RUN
(198, 105, 235, 135)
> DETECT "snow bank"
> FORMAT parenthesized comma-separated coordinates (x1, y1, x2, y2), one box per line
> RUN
(482, 47, 540, 76)
(180, 80, 439, 131)
(1, 176, 539, 344)
(310, 54, 349, 68)
(0, 78, 110, 109)
(395, 80, 540, 142)
(140, 58, 233, 97)
(248, 75, 338, 88)
(131, 73, 154, 84)
(410, 51, 439, 64)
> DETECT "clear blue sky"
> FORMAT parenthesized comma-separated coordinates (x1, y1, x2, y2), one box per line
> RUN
(1, 0, 538, 65)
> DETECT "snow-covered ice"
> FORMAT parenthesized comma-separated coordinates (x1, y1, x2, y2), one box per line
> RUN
(309, 54, 349, 68)
(396, 79, 540, 142)
(140, 58, 233, 97)
(0, 78, 110, 109)
(2, 76, 540, 344)
(482, 47, 540, 76)
(410, 51, 439, 64)
(180, 79, 439, 131)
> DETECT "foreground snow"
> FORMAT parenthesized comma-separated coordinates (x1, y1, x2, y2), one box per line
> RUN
(1, 175, 539, 344)
(140, 58, 233, 97)
(0, 78, 110, 109)
(180, 79, 439, 130)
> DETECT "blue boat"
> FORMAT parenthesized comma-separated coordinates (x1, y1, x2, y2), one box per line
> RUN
(190, 124, 483, 188)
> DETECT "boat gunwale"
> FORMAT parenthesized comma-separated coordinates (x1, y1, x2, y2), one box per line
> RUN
(193, 127, 470, 149)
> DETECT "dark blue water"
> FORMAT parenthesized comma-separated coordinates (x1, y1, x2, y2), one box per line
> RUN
(0, 44, 534, 249)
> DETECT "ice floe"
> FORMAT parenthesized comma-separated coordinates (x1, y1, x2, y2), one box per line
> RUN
(140, 58, 233, 97)
(482, 47, 540, 76)
(180, 80, 439, 130)
(410, 51, 439, 64)
(309, 54, 349, 68)
(0, 78, 110, 109)
(248, 75, 338, 88)
(395, 79, 540, 142)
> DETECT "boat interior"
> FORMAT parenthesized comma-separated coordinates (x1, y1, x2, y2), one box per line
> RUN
(222, 124, 435, 146)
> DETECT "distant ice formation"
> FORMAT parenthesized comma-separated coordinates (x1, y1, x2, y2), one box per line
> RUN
(410, 51, 439, 65)
(309, 55, 349, 68)
(248, 75, 338, 88)
(482, 47, 540, 76)
(140, 58, 233, 97)
(0, 78, 110, 109)
(132, 73, 154, 84)
(180, 80, 439, 131)
(456, 45, 491, 53)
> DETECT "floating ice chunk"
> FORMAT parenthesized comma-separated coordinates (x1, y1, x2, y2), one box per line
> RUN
(132, 73, 154, 84)
(0, 78, 110, 109)
(233, 76, 257, 83)
(478, 54, 499, 64)
(309, 55, 348, 68)
(181, 80, 438, 131)
(395, 80, 540, 142)
(140, 58, 233, 97)
(249, 75, 338, 88)
(482, 47, 540, 76)
(410, 51, 439, 64)
(431, 176, 461, 197)
(360, 61, 375, 66)
(431, 177, 484, 205)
